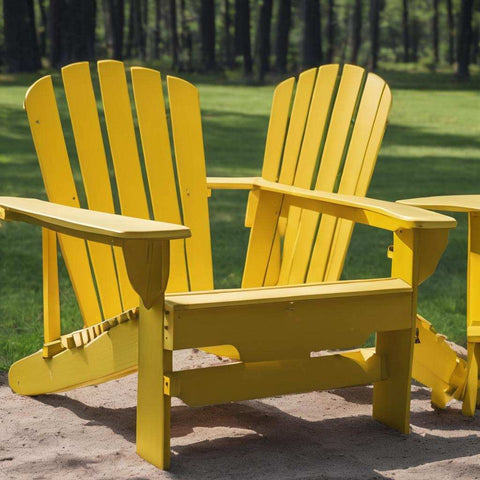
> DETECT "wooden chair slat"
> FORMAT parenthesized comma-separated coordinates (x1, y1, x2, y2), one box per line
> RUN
(278, 68, 317, 185)
(321, 75, 390, 282)
(242, 190, 283, 288)
(131, 67, 189, 293)
(167, 76, 213, 291)
(282, 65, 364, 284)
(278, 65, 339, 284)
(97, 60, 150, 220)
(284, 65, 366, 284)
(244, 69, 316, 287)
(62, 62, 125, 318)
(98, 60, 154, 310)
(24, 75, 102, 326)
(261, 77, 295, 182)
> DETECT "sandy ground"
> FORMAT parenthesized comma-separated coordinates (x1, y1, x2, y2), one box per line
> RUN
(2, 348, 480, 480)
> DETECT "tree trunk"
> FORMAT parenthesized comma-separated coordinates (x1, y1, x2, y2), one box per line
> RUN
(274, 0, 290, 73)
(37, 0, 48, 58)
(142, 0, 149, 58)
(301, 0, 322, 68)
(472, 20, 479, 64)
(3, 0, 41, 72)
(224, 0, 234, 67)
(350, 0, 362, 64)
(136, 0, 146, 60)
(48, 0, 62, 67)
(457, 0, 474, 79)
(235, 0, 253, 75)
(169, 0, 179, 68)
(402, 0, 410, 62)
(48, 0, 96, 67)
(179, 0, 193, 70)
(127, 0, 145, 60)
(326, 0, 335, 63)
(154, 0, 161, 58)
(432, 0, 439, 65)
(255, 0, 273, 81)
(446, 0, 455, 64)
(107, 0, 124, 59)
(369, 0, 380, 71)
(200, 0, 216, 70)
(411, 16, 419, 62)
(103, 0, 113, 56)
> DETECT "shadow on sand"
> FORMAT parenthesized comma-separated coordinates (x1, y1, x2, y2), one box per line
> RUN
(35, 385, 480, 479)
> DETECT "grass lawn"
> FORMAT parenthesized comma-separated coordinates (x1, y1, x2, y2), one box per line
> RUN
(0, 65, 479, 370)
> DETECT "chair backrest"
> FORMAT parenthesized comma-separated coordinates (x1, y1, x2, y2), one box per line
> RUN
(242, 64, 392, 288)
(24, 61, 391, 326)
(25, 60, 213, 326)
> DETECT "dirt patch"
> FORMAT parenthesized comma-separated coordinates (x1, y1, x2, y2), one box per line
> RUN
(1, 349, 480, 480)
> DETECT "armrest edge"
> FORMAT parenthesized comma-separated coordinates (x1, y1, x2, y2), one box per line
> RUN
(0, 197, 191, 244)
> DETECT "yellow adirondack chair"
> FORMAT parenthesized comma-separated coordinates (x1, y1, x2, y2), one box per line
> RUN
(399, 196, 480, 416)
(1, 61, 455, 470)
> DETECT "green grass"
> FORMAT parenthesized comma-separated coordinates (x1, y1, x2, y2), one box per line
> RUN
(0, 67, 479, 370)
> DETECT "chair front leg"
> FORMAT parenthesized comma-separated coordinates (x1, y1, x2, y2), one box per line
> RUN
(373, 229, 417, 433)
(136, 299, 172, 470)
(464, 212, 480, 416)
(122, 239, 172, 469)
(373, 227, 450, 432)
(463, 341, 480, 416)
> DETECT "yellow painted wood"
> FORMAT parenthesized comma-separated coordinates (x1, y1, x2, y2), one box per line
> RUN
(322, 74, 389, 282)
(278, 65, 339, 284)
(206, 177, 256, 190)
(98, 60, 150, 220)
(122, 240, 170, 309)
(9, 65, 462, 472)
(462, 212, 480, 415)
(294, 65, 340, 189)
(261, 77, 295, 182)
(131, 67, 189, 293)
(399, 194, 480, 212)
(285, 65, 365, 285)
(371, 226, 449, 432)
(42, 228, 60, 345)
(24, 75, 102, 326)
(42, 340, 64, 358)
(467, 213, 480, 329)
(238, 179, 457, 230)
(372, 229, 417, 433)
(97, 60, 156, 309)
(278, 68, 317, 184)
(137, 298, 171, 470)
(136, 239, 171, 470)
(62, 61, 125, 318)
(256, 69, 318, 286)
(166, 350, 384, 406)
(463, 342, 480, 416)
(242, 190, 283, 287)
(8, 319, 139, 395)
(317, 65, 365, 191)
(399, 196, 480, 415)
(412, 314, 467, 409)
(167, 76, 213, 291)
(0, 197, 190, 244)
(168, 277, 411, 308)
(165, 281, 412, 362)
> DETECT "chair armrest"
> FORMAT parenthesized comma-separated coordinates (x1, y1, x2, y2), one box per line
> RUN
(0, 197, 191, 246)
(398, 195, 480, 213)
(206, 177, 257, 190)
(254, 179, 456, 232)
